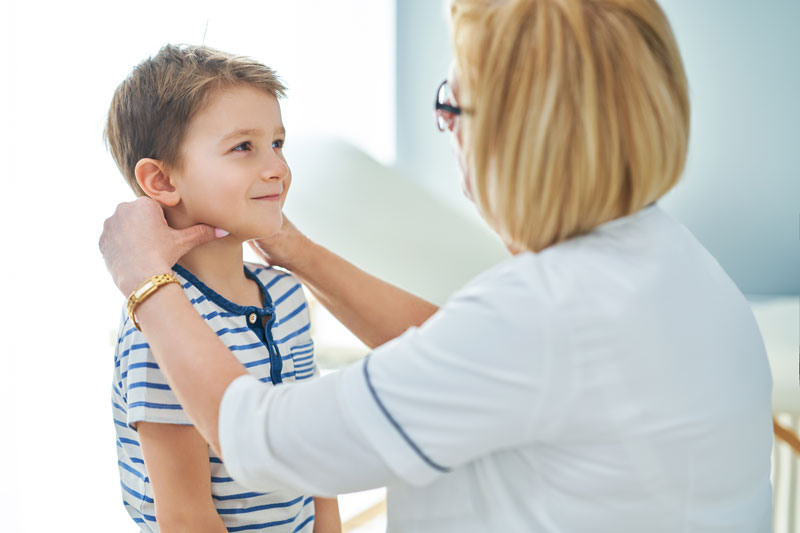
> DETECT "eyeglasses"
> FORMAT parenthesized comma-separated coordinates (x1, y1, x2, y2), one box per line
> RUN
(434, 79, 464, 132)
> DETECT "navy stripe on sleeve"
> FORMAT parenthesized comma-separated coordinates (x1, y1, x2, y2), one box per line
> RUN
(217, 495, 304, 515)
(264, 273, 290, 290)
(292, 513, 315, 532)
(227, 515, 300, 532)
(362, 355, 450, 473)
(121, 481, 154, 503)
(213, 491, 272, 501)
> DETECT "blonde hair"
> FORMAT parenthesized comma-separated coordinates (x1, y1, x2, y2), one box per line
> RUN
(450, 0, 690, 252)
(105, 44, 286, 196)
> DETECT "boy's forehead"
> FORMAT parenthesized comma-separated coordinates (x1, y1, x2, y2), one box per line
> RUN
(191, 85, 283, 137)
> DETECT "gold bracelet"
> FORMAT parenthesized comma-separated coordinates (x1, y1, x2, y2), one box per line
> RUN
(126, 273, 181, 331)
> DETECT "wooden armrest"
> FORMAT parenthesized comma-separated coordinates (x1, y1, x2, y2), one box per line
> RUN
(774, 417, 800, 455)
(342, 499, 387, 532)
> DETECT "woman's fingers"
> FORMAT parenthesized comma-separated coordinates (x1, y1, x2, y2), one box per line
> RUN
(99, 197, 225, 295)
(172, 223, 219, 259)
(248, 240, 270, 263)
(101, 198, 169, 294)
(249, 214, 303, 269)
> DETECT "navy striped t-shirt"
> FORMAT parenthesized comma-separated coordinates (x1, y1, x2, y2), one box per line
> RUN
(111, 262, 318, 532)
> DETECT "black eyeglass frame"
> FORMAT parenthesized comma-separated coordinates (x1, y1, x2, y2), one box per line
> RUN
(434, 79, 464, 132)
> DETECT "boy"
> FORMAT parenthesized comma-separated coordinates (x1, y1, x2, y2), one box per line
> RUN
(106, 44, 340, 532)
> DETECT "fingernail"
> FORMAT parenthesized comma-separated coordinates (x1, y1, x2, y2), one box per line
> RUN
(215, 228, 230, 238)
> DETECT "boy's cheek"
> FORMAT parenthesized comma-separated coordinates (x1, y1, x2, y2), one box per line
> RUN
(181, 198, 231, 230)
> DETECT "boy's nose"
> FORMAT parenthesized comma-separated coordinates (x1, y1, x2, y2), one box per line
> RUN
(260, 153, 290, 181)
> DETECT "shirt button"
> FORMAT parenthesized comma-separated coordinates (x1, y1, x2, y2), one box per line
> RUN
(248, 313, 257, 324)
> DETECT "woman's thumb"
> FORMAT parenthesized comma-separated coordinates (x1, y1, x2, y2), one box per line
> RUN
(173, 224, 223, 257)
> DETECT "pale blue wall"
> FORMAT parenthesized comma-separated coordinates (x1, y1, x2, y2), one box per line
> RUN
(395, 0, 800, 295)
(658, 0, 799, 294)
(395, 0, 471, 215)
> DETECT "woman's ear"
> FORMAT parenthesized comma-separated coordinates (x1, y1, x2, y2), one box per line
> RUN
(135, 158, 181, 207)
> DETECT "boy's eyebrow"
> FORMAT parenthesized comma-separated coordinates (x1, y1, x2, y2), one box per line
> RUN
(218, 127, 286, 144)
(219, 128, 263, 144)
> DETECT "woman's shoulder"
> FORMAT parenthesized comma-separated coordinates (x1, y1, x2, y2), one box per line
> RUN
(453, 204, 728, 320)
(453, 249, 569, 312)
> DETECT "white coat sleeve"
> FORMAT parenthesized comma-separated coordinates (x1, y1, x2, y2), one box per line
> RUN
(219, 262, 558, 494)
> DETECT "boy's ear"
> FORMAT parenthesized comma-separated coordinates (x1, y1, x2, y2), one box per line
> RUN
(134, 158, 181, 207)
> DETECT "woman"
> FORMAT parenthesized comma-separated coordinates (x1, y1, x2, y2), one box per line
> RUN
(99, 0, 773, 531)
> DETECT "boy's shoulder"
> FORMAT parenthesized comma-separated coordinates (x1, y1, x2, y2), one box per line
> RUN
(243, 262, 301, 297)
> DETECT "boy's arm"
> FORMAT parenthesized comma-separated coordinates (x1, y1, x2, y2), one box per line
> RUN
(137, 422, 228, 533)
(312, 497, 342, 533)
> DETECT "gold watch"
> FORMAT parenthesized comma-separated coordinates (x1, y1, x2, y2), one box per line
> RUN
(126, 273, 181, 331)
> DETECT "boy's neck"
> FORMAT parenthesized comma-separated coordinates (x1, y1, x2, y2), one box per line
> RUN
(176, 236, 261, 307)
(163, 205, 262, 307)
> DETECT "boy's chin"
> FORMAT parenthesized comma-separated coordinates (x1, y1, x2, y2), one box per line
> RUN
(226, 220, 282, 243)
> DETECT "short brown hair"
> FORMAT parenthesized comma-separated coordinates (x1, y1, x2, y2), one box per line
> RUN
(450, 0, 690, 252)
(105, 44, 286, 196)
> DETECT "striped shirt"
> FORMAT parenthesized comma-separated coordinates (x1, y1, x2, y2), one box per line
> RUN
(111, 262, 318, 532)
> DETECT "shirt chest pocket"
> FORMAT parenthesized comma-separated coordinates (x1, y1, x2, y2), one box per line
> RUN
(288, 340, 316, 380)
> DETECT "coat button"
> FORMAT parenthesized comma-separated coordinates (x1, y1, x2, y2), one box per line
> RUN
(248, 313, 257, 324)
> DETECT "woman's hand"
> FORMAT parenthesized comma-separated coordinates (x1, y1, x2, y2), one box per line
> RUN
(248, 215, 311, 273)
(99, 197, 220, 296)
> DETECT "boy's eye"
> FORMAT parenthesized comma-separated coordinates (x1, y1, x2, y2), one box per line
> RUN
(272, 139, 284, 149)
(232, 141, 252, 152)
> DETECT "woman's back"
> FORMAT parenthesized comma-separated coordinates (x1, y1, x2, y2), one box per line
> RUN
(384, 205, 772, 532)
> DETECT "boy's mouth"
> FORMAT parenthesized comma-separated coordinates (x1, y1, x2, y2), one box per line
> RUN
(251, 184, 284, 201)
(251, 192, 282, 201)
